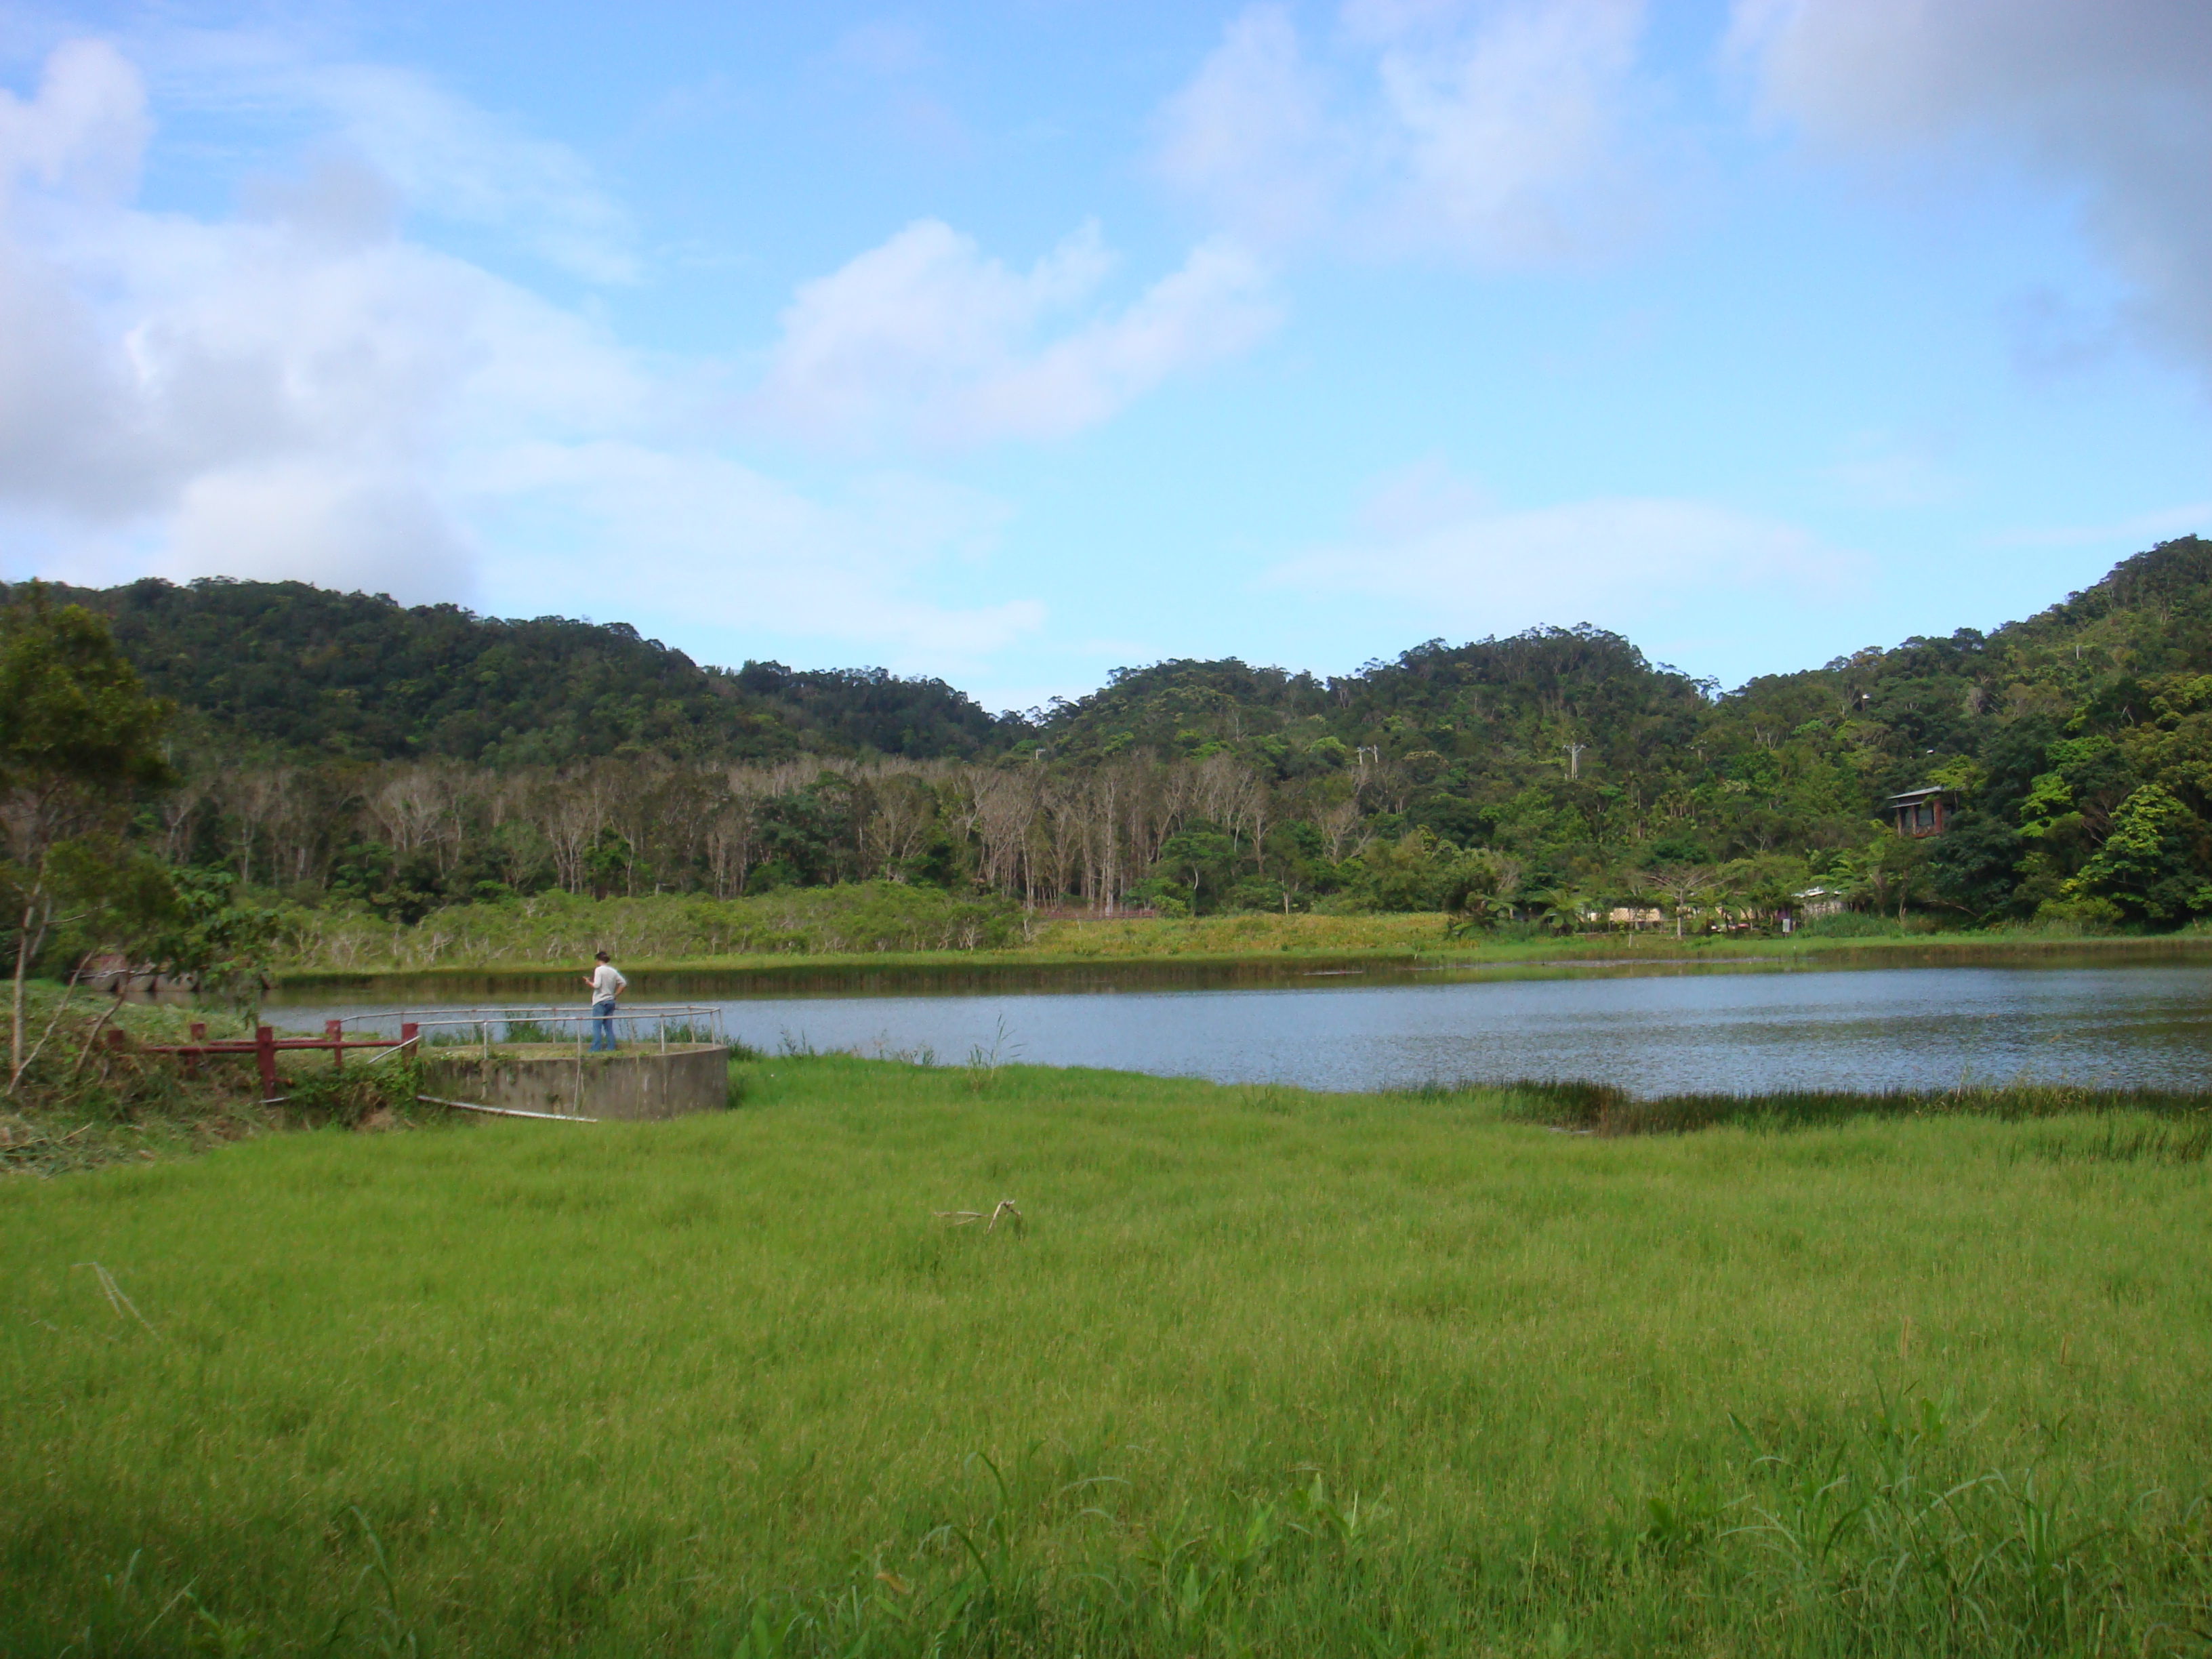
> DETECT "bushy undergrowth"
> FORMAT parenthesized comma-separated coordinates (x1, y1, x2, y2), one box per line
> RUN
(5, 1054, 2211, 1655)
(1791, 912, 1919, 939)
(283, 882, 1027, 972)
(0, 984, 432, 1175)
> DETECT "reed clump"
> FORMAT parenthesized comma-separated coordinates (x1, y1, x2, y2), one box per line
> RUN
(1494, 1074, 2212, 1146)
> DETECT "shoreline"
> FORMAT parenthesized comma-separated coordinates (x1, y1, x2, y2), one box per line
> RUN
(268, 926, 2212, 992)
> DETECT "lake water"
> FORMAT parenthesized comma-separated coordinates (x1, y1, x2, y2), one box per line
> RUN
(264, 960, 2212, 1097)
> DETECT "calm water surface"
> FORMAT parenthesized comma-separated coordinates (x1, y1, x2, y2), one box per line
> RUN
(266, 962, 2212, 1097)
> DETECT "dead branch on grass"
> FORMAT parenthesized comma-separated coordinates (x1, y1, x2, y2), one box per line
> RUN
(933, 1198, 1024, 1236)
(74, 1261, 160, 1337)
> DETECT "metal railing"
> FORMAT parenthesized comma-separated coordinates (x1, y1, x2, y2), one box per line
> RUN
(331, 1003, 727, 1055)
(325, 1004, 731, 1121)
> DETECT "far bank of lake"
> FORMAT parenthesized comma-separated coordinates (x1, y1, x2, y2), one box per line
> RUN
(272, 915, 2212, 996)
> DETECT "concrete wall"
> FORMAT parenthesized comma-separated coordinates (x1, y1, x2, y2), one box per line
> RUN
(423, 1043, 729, 1121)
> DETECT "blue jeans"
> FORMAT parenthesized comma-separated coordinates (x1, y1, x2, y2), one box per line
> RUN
(590, 1000, 617, 1051)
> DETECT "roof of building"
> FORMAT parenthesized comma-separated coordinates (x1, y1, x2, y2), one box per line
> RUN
(1885, 786, 1952, 806)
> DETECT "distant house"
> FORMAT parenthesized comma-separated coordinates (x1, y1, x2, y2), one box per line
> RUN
(1778, 886, 1846, 933)
(1887, 786, 1954, 838)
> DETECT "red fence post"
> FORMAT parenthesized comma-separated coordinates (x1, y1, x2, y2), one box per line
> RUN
(254, 1026, 279, 1100)
(401, 1022, 419, 1048)
(325, 1019, 346, 1070)
(189, 1023, 206, 1043)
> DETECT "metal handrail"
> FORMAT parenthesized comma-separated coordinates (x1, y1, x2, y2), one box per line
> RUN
(330, 1003, 723, 1025)
(323, 1004, 729, 1078)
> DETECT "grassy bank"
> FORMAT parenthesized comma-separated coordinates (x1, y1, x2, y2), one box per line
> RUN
(5, 1057, 2210, 1656)
(272, 885, 2212, 985)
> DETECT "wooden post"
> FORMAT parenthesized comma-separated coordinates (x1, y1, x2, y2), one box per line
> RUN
(325, 1019, 345, 1070)
(188, 1023, 206, 1043)
(254, 1025, 279, 1100)
(400, 1022, 419, 1049)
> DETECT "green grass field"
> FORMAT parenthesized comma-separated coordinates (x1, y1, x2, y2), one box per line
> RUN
(5, 1057, 2210, 1656)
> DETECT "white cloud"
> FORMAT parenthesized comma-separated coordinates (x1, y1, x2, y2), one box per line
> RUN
(0, 37, 149, 204)
(0, 48, 634, 597)
(0, 38, 1042, 656)
(753, 218, 1282, 447)
(466, 441, 1040, 659)
(1157, 7, 1340, 247)
(1268, 472, 1864, 634)
(1731, 0, 2212, 382)
(146, 28, 638, 282)
(302, 63, 636, 283)
(1158, 0, 1658, 265)
(171, 462, 470, 600)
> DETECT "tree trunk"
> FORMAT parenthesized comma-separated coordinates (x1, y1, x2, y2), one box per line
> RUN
(9, 889, 43, 1092)
(9, 901, 30, 1090)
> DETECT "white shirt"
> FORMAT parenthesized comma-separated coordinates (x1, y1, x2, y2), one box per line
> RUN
(589, 964, 627, 1003)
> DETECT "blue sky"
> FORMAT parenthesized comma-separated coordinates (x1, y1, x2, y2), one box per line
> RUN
(2, 1, 2208, 712)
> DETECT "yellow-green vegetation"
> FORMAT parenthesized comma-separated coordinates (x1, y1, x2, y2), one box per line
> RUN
(5, 1056, 2209, 1656)
(272, 883, 2212, 983)
(1021, 910, 2209, 964)
(278, 891, 1473, 977)
(1029, 910, 1515, 957)
(281, 884, 1027, 976)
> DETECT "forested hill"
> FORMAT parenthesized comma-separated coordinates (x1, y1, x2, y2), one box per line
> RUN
(30, 542, 2212, 782)
(18, 537, 2212, 931)
(7, 577, 1012, 765)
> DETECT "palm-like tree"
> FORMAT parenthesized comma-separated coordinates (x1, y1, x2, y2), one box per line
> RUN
(1527, 884, 1594, 934)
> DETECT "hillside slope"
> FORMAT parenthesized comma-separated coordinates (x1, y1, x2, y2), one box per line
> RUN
(12, 577, 1012, 765)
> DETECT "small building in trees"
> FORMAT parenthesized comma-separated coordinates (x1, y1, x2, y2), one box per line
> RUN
(1887, 786, 1954, 838)
(1790, 885, 1846, 924)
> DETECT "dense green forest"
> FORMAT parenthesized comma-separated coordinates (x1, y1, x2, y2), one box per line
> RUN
(39, 576, 1006, 764)
(9, 534, 2212, 944)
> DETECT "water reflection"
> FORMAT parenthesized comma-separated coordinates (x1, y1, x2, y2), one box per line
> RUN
(265, 961, 2212, 1098)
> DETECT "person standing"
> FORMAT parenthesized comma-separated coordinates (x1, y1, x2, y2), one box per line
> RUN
(583, 951, 628, 1051)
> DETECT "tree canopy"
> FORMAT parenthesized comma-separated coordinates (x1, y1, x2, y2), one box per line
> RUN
(18, 535, 2212, 938)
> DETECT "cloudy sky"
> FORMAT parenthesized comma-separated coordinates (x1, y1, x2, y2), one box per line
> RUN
(1, 1, 2208, 710)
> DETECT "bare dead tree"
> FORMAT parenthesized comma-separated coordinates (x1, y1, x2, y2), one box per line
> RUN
(861, 774, 938, 880)
(1318, 795, 1370, 864)
(159, 769, 216, 865)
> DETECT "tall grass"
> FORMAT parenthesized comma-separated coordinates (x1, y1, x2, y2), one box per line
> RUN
(282, 883, 1025, 974)
(3, 1056, 2209, 1654)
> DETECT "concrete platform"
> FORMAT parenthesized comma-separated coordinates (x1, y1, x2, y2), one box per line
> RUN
(421, 1042, 730, 1121)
